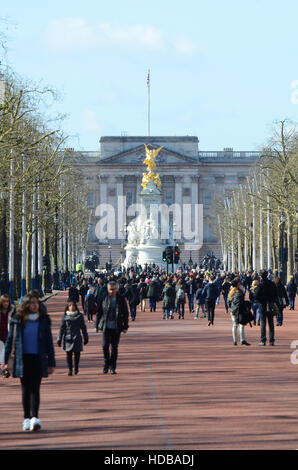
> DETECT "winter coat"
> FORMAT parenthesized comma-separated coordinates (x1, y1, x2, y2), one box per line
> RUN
(147, 280, 160, 300)
(57, 310, 88, 352)
(138, 282, 148, 299)
(126, 284, 140, 306)
(79, 285, 89, 299)
(162, 285, 176, 310)
(95, 293, 129, 333)
(221, 282, 231, 297)
(275, 282, 289, 308)
(202, 282, 220, 302)
(4, 314, 56, 378)
(254, 279, 278, 305)
(195, 287, 205, 305)
(229, 290, 253, 325)
(287, 280, 297, 298)
(185, 280, 197, 296)
(84, 293, 97, 314)
(68, 286, 79, 303)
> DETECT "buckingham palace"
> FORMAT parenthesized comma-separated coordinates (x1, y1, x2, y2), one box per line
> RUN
(71, 135, 260, 267)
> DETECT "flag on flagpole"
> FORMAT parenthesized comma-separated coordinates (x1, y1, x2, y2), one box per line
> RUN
(147, 68, 150, 87)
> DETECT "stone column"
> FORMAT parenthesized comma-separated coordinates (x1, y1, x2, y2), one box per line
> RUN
(191, 175, 199, 205)
(116, 176, 126, 239)
(99, 175, 108, 205)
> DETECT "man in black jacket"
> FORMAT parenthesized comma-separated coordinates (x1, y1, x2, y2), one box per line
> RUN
(95, 281, 129, 374)
(255, 270, 278, 346)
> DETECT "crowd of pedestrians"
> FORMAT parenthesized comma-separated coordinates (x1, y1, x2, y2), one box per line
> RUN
(0, 264, 297, 433)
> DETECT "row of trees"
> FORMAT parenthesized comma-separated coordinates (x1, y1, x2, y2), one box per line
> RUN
(214, 120, 298, 283)
(0, 63, 91, 299)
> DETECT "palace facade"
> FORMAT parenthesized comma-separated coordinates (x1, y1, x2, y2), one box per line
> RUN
(72, 136, 259, 267)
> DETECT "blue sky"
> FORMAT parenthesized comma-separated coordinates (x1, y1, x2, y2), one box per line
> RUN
(1, 0, 298, 151)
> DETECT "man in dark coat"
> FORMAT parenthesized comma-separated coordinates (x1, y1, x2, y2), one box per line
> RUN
(255, 270, 279, 346)
(79, 279, 89, 311)
(95, 281, 129, 374)
(147, 278, 160, 312)
(202, 275, 220, 326)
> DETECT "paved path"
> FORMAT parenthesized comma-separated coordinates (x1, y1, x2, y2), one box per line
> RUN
(1, 291, 298, 450)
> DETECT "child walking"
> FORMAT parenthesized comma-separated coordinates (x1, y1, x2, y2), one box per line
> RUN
(57, 299, 88, 376)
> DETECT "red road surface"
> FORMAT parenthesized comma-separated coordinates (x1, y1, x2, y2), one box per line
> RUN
(0, 291, 298, 450)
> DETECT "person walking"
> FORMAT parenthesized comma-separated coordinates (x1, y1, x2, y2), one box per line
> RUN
(84, 288, 97, 323)
(221, 278, 231, 314)
(255, 270, 279, 346)
(0, 294, 16, 375)
(147, 277, 160, 312)
(249, 280, 260, 326)
(185, 274, 197, 313)
(175, 280, 186, 319)
(57, 299, 88, 375)
(68, 282, 80, 303)
(228, 279, 251, 346)
(95, 281, 129, 374)
(125, 280, 140, 321)
(194, 281, 206, 319)
(138, 278, 148, 312)
(202, 275, 220, 326)
(79, 279, 89, 311)
(162, 280, 176, 320)
(274, 277, 289, 326)
(1, 293, 55, 432)
(287, 276, 297, 311)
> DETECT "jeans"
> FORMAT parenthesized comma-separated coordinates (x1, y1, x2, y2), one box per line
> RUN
(252, 302, 260, 325)
(130, 304, 136, 320)
(216, 294, 220, 305)
(164, 308, 173, 319)
(176, 303, 185, 318)
(230, 313, 246, 343)
(102, 328, 121, 370)
(260, 310, 275, 344)
(149, 297, 156, 311)
(289, 296, 295, 310)
(195, 304, 205, 317)
(205, 299, 216, 324)
(20, 354, 42, 419)
(276, 308, 284, 326)
(223, 295, 229, 313)
(187, 293, 194, 312)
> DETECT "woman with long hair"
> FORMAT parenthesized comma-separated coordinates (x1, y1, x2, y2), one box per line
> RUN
(228, 279, 250, 346)
(57, 298, 88, 375)
(1, 293, 55, 432)
(249, 280, 260, 326)
(0, 294, 16, 375)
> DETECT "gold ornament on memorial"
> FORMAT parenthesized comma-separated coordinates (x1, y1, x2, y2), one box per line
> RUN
(141, 144, 163, 189)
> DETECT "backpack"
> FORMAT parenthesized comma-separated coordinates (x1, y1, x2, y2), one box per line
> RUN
(177, 288, 185, 302)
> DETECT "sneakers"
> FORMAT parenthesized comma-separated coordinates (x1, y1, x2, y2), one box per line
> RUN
(258, 342, 266, 346)
(22, 419, 31, 432)
(30, 417, 41, 432)
(110, 368, 117, 375)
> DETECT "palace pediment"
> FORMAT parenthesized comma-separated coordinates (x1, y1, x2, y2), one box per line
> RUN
(97, 144, 198, 166)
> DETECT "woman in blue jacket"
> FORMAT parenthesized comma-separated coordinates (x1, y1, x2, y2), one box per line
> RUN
(1, 293, 55, 432)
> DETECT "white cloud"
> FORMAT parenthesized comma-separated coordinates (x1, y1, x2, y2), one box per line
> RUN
(44, 18, 165, 52)
(44, 17, 196, 56)
(82, 108, 101, 133)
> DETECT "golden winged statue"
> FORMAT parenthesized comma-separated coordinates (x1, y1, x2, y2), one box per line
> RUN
(141, 144, 163, 189)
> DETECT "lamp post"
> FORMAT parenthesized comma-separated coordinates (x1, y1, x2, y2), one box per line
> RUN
(52, 205, 60, 290)
(0, 187, 9, 294)
(279, 212, 286, 285)
(108, 244, 112, 270)
(43, 201, 52, 293)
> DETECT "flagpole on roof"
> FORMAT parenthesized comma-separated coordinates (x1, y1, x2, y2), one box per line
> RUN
(147, 68, 150, 137)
